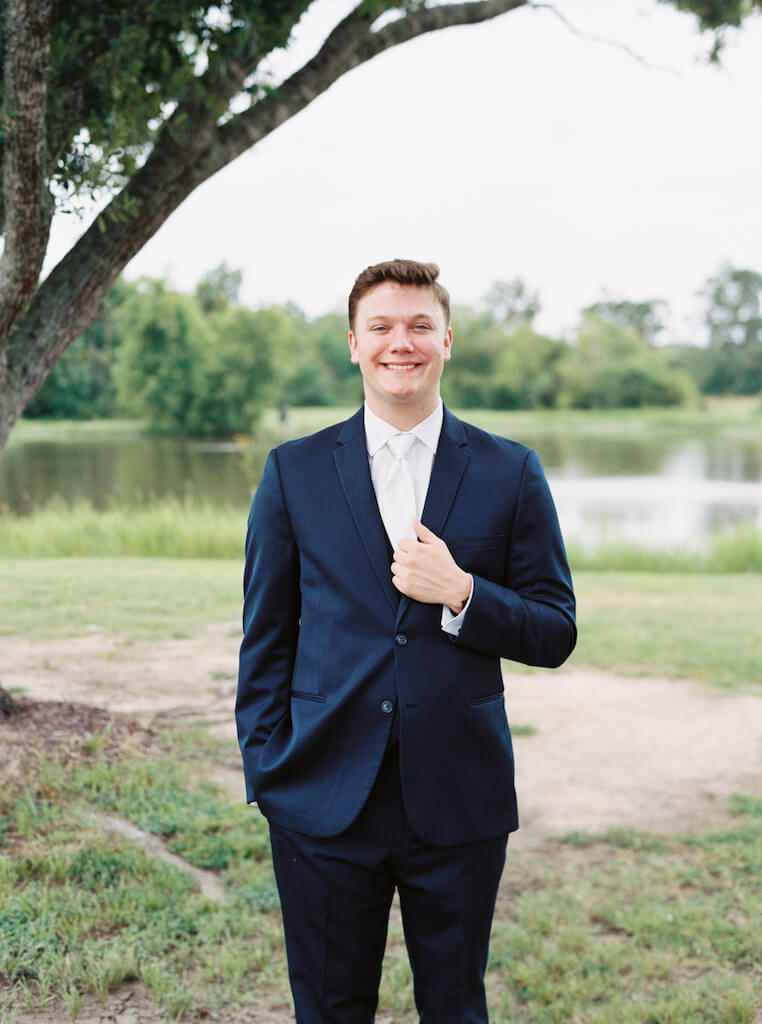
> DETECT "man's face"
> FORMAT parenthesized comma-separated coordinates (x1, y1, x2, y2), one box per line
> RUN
(348, 282, 452, 423)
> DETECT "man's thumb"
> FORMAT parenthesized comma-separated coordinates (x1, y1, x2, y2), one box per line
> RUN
(412, 517, 435, 542)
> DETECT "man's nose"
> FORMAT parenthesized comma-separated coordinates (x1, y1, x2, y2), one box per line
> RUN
(388, 328, 415, 350)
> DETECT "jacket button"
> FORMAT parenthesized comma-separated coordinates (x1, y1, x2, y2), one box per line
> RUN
(381, 700, 394, 714)
(395, 633, 408, 646)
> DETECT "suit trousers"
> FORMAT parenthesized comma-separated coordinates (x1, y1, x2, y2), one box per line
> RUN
(268, 743, 508, 1024)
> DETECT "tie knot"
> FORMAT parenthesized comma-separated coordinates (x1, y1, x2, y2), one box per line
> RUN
(386, 433, 415, 460)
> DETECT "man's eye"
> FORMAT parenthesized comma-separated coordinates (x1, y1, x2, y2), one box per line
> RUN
(371, 324, 388, 332)
(414, 324, 432, 330)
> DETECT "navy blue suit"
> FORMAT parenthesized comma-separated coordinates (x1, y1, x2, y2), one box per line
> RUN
(236, 406, 576, 1021)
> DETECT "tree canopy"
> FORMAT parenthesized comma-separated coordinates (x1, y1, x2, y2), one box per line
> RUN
(1, 0, 760, 453)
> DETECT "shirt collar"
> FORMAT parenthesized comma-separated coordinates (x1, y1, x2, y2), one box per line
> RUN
(363, 401, 443, 458)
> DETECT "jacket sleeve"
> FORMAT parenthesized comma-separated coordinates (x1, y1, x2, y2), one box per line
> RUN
(454, 448, 576, 668)
(235, 449, 300, 801)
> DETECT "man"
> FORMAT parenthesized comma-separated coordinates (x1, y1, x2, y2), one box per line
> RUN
(236, 259, 576, 1023)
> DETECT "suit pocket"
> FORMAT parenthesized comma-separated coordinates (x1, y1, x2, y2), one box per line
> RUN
(448, 535, 507, 579)
(447, 534, 505, 552)
(290, 690, 327, 703)
(471, 691, 505, 707)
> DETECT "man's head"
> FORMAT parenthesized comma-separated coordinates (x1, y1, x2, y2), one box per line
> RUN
(348, 260, 450, 335)
(347, 259, 453, 428)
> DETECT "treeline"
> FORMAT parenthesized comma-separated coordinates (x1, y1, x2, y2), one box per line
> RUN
(26, 264, 762, 434)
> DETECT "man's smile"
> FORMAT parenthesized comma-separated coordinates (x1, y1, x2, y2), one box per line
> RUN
(380, 361, 421, 371)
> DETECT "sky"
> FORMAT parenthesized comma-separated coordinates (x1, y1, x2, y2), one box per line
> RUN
(43, 0, 762, 342)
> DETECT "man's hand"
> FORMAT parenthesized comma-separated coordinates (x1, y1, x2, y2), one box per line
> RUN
(391, 518, 472, 613)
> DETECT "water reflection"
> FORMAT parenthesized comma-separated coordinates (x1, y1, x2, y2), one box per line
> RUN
(548, 474, 762, 550)
(1, 428, 761, 550)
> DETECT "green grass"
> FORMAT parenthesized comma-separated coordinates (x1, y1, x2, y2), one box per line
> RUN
(1, 560, 761, 688)
(0, 498, 247, 558)
(1, 729, 760, 1022)
(0, 730, 288, 1021)
(6, 418, 151, 444)
(574, 572, 762, 689)
(10, 397, 761, 451)
(3, 497, 762, 572)
(0, 558, 241, 641)
(455, 396, 762, 442)
(568, 524, 762, 573)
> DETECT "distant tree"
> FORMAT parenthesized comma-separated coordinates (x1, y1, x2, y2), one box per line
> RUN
(702, 265, 762, 349)
(443, 308, 563, 409)
(698, 265, 762, 394)
(583, 297, 669, 344)
(114, 280, 276, 433)
(557, 315, 695, 408)
(483, 278, 541, 328)
(24, 279, 128, 419)
(189, 304, 280, 433)
(1, 0, 760, 454)
(195, 263, 244, 314)
(114, 283, 207, 431)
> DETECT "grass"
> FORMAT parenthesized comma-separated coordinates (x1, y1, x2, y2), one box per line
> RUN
(567, 525, 762, 574)
(0, 729, 288, 1022)
(572, 572, 762, 689)
(3, 497, 762, 572)
(1, 559, 761, 688)
(0, 498, 247, 559)
(1, 729, 760, 1022)
(259, 397, 762, 445)
(0, 558, 241, 642)
(8, 397, 761, 451)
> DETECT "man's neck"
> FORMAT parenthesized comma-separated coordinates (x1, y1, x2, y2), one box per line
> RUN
(364, 397, 441, 432)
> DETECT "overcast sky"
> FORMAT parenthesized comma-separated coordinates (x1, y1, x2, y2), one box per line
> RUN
(44, 0, 762, 342)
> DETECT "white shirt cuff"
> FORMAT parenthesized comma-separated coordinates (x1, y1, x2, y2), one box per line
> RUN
(440, 575, 474, 637)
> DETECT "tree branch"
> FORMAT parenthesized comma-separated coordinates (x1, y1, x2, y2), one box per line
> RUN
(207, 0, 528, 171)
(0, 0, 56, 346)
(0, 0, 529, 449)
(527, 3, 682, 76)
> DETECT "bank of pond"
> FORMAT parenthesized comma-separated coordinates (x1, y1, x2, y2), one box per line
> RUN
(2, 404, 761, 562)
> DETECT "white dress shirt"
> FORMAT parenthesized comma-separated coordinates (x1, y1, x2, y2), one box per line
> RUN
(363, 402, 472, 636)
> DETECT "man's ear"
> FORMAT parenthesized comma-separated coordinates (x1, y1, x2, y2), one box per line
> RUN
(348, 331, 360, 364)
(443, 327, 453, 362)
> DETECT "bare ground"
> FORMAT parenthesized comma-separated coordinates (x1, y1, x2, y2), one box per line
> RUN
(3, 626, 762, 1022)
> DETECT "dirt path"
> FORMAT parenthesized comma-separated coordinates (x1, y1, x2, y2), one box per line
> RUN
(4, 627, 762, 844)
(3, 628, 762, 1022)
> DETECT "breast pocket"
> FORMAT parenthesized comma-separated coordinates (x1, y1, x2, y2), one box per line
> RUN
(447, 534, 506, 578)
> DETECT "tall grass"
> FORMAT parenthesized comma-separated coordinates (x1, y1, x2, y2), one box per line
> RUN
(2, 498, 762, 570)
(0, 498, 247, 558)
(567, 524, 762, 573)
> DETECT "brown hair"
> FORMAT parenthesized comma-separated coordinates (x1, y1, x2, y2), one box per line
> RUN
(348, 259, 451, 332)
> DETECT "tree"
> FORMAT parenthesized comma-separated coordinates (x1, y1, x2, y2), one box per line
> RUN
(483, 278, 541, 328)
(702, 264, 762, 349)
(557, 315, 695, 408)
(24, 278, 128, 418)
(0, 0, 759, 454)
(195, 263, 244, 314)
(697, 265, 762, 394)
(582, 297, 669, 344)
(113, 278, 277, 433)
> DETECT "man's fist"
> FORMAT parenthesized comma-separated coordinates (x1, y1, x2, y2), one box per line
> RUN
(391, 518, 472, 612)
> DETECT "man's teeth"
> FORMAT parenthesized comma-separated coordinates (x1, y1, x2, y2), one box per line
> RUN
(384, 364, 417, 371)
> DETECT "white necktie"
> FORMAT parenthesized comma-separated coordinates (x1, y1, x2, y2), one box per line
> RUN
(381, 433, 417, 552)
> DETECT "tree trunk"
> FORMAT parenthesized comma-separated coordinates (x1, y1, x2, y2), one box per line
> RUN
(0, 683, 20, 718)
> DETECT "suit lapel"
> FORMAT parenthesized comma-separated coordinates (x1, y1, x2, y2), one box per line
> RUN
(333, 409, 398, 615)
(397, 407, 470, 624)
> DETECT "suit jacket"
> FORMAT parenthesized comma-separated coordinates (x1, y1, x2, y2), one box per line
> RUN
(236, 406, 576, 846)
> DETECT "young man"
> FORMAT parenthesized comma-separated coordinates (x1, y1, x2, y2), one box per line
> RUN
(236, 259, 576, 1023)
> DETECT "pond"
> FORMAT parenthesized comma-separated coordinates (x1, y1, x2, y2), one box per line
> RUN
(2, 415, 761, 551)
